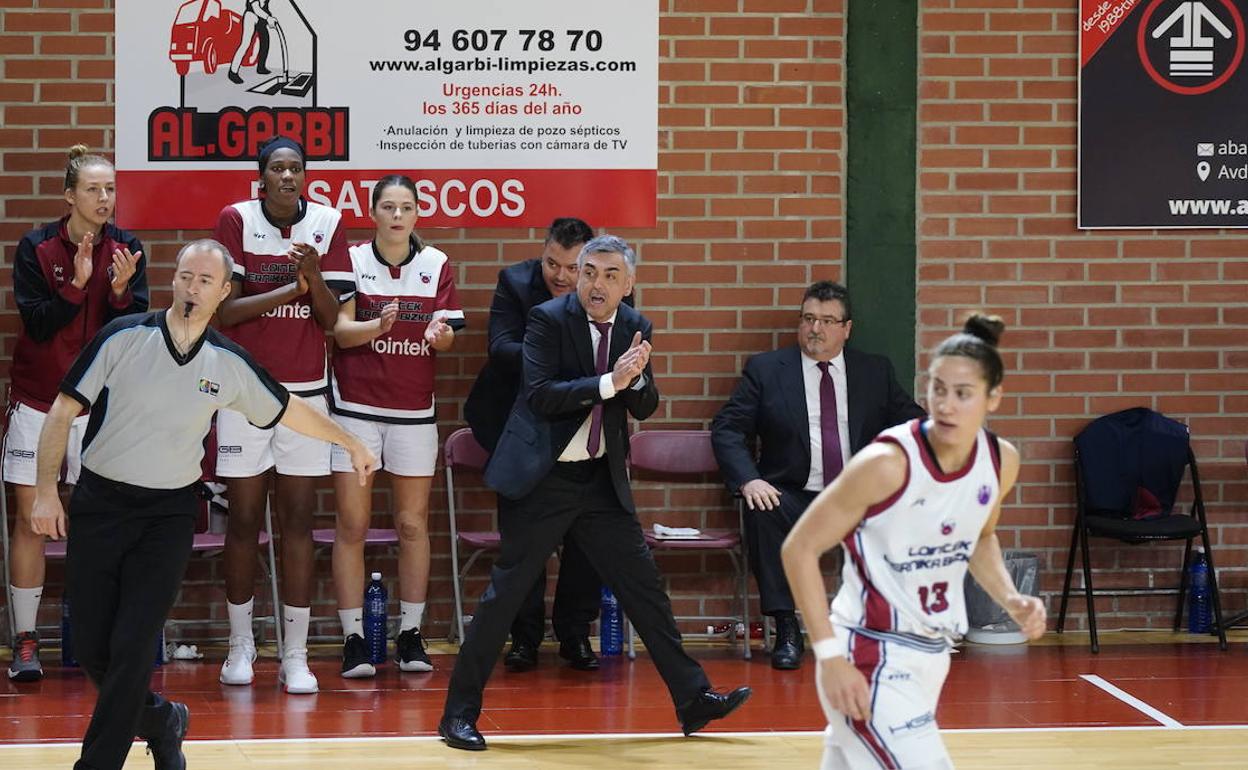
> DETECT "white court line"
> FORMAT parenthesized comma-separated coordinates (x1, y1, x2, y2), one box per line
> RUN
(5, 723, 1248, 751)
(1080, 674, 1184, 728)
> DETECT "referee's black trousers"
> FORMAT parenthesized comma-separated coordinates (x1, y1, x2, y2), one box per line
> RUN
(66, 468, 198, 770)
(445, 458, 711, 722)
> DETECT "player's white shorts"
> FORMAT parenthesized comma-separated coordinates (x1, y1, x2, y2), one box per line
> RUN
(330, 414, 437, 477)
(3, 402, 88, 486)
(818, 626, 954, 770)
(215, 394, 331, 478)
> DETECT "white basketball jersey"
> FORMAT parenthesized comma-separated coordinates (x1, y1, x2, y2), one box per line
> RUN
(830, 419, 1001, 649)
(330, 240, 464, 423)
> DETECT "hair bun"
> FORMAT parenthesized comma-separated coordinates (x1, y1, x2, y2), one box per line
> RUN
(963, 313, 1005, 347)
(68, 144, 90, 159)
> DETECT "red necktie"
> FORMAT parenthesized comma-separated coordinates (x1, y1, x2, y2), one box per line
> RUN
(586, 321, 612, 456)
(816, 361, 844, 484)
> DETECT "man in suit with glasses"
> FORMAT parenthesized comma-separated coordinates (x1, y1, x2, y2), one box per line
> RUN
(712, 281, 925, 671)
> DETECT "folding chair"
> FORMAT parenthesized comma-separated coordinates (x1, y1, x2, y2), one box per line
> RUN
(627, 429, 752, 659)
(0, 414, 73, 646)
(1056, 408, 1227, 653)
(1, 478, 14, 643)
(308, 526, 397, 643)
(2, 409, 22, 642)
(443, 427, 495, 643)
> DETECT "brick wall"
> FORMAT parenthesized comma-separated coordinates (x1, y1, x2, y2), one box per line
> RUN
(0, 0, 845, 639)
(919, 0, 1248, 629)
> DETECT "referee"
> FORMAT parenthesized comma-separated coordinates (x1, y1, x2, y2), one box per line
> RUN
(30, 239, 377, 770)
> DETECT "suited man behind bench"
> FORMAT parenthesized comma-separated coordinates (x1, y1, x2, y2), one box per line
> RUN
(711, 280, 925, 670)
(439, 235, 750, 751)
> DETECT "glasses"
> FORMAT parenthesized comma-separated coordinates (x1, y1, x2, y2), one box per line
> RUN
(799, 313, 848, 327)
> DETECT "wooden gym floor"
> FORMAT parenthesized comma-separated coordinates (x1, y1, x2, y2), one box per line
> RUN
(2, 633, 1245, 768)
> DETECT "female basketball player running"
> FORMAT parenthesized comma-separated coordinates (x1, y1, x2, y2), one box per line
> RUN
(782, 314, 1046, 770)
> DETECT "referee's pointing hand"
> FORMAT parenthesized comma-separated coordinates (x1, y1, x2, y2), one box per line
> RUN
(346, 439, 380, 485)
(30, 489, 67, 540)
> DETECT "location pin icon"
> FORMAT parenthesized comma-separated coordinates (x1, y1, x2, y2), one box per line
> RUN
(1197, 161, 1211, 181)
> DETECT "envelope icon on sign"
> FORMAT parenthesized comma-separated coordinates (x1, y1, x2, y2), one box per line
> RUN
(1197, 142, 1215, 156)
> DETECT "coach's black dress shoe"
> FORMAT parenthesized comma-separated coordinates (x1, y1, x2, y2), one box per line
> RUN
(438, 716, 486, 751)
(770, 614, 804, 670)
(505, 640, 539, 672)
(558, 636, 600, 671)
(677, 686, 752, 736)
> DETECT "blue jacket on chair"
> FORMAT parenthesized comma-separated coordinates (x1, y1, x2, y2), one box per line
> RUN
(1074, 407, 1190, 518)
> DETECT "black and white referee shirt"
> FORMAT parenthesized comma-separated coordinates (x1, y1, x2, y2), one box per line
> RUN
(60, 311, 290, 489)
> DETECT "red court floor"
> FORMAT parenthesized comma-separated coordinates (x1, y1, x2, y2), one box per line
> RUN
(1, 642, 1244, 744)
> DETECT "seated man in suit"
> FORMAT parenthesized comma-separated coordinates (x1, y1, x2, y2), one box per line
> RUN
(463, 217, 604, 673)
(711, 280, 924, 670)
(440, 235, 749, 751)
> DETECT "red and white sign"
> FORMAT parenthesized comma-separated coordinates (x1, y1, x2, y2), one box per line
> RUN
(115, 1, 658, 229)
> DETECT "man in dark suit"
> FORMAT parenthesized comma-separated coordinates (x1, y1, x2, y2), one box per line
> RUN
(711, 280, 925, 671)
(463, 218, 603, 673)
(440, 236, 750, 751)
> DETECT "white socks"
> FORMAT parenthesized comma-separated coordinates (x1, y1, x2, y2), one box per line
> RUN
(400, 601, 425, 633)
(10, 585, 42, 635)
(283, 605, 310, 653)
(339, 608, 364, 639)
(227, 598, 254, 640)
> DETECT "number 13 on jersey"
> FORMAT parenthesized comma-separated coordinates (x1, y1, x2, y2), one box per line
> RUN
(918, 582, 950, 615)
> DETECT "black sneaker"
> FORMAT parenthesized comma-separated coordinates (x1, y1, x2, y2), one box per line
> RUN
(396, 628, 433, 672)
(7, 632, 43, 682)
(341, 633, 376, 678)
(145, 701, 190, 770)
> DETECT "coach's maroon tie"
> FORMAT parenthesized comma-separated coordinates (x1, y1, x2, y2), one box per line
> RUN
(816, 361, 843, 484)
(586, 320, 613, 456)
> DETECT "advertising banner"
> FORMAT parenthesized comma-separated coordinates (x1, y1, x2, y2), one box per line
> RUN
(1079, 0, 1248, 228)
(115, 1, 658, 229)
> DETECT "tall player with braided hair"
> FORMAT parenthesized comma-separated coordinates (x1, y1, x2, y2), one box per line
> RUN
(782, 315, 1046, 770)
(213, 135, 352, 695)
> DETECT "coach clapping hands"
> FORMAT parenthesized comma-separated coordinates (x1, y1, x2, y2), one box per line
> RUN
(611, 330, 651, 390)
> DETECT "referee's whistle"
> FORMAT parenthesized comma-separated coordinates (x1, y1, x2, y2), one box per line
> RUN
(183, 301, 195, 318)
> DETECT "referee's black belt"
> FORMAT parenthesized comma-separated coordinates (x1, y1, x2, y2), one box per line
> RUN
(78, 467, 202, 501)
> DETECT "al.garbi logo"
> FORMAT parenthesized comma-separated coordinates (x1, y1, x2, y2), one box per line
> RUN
(150, 0, 348, 162)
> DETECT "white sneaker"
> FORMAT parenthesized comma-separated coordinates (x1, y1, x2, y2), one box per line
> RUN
(278, 648, 319, 694)
(219, 635, 256, 686)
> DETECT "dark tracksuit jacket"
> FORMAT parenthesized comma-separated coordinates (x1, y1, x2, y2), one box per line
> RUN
(10, 216, 148, 412)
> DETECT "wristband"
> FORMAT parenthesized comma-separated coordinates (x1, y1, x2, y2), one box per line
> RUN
(812, 637, 839, 661)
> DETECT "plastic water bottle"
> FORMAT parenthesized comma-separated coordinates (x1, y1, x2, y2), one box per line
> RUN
(600, 586, 622, 656)
(364, 572, 388, 664)
(61, 599, 78, 667)
(1188, 549, 1211, 634)
(154, 628, 165, 667)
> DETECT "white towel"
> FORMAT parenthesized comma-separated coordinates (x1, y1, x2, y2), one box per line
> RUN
(653, 523, 702, 539)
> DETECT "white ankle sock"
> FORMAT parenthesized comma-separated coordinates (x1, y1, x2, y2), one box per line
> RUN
(283, 605, 311, 653)
(338, 608, 364, 639)
(226, 598, 254, 641)
(10, 585, 42, 635)
(400, 601, 425, 633)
